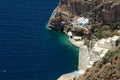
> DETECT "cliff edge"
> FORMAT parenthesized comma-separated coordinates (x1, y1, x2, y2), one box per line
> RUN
(77, 46, 120, 80)
(48, 0, 120, 30)
(60, 0, 120, 25)
(48, 0, 120, 80)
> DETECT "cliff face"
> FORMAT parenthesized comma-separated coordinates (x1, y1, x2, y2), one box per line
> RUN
(77, 46, 120, 80)
(60, 0, 102, 15)
(101, 0, 120, 25)
(48, 0, 120, 30)
(60, 0, 120, 25)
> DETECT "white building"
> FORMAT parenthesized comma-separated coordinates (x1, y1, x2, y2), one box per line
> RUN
(76, 17, 89, 27)
(68, 31, 72, 37)
(111, 35, 120, 47)
(97, 36, 120, 49)
(73, 36, 82, 41)
(97, 38, 113, 49)
(92, 35, 120, 58)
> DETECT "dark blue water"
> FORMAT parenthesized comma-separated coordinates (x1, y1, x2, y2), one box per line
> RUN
(0, 0, 78, 80)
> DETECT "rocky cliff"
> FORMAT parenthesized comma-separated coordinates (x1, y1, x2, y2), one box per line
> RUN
(48, 0, 120, 37)
(101, 0, 120, 25)
(48, 1, 120, 80)
(77, 46, 120, 80)
(59, 0, 120, 25)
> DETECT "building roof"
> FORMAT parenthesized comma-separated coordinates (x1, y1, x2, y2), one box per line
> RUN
(111, 35, 120, 41)
(97, 39, 106, 44)
(73, 36, 82, 40)
(77, 17, 89, 24)
(93, 47, 103, 53)
(106, 37, 112, 43)
(77, 17, 89, 27)
(68, 31, 72, 36)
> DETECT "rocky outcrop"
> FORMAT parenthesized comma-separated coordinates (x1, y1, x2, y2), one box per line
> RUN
(59, 0, 120, 25)
(49, 0, 120, 31)
(49, 1, 117, 31)
(48, 12, 67, 31)
(101, 0, 120, 25)
(77, 46, 120, 80)
(60, 0, 102, 16)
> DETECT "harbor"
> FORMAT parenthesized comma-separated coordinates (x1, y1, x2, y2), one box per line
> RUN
(48, 0, 120, 80)
(58, 33, 120, 80)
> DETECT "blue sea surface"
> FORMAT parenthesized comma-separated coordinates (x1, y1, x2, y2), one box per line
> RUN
(0, 0, 78, 80)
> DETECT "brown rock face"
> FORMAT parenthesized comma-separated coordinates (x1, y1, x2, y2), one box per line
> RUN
(101, 1, 120, 25)
(77, 46, 120, 80)
(59, 0, 120, 25)
(60, 0, 103, 15)
(60, 0, 67, 5)
(49, 0, 120, 30)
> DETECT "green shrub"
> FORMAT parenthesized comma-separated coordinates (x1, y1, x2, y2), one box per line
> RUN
(84, 40, 90, 47)
(109, 23, 117, 30)
(92, 24, 118, 39)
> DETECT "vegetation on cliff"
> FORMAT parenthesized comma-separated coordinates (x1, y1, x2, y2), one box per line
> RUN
(60, 0, 120, 25)
(48, 0, 120, 80)
(77, 46, 120, 80)
(49, 0, 120, 80)
(90, 24, 119, 39)
(49, 0, 120, 39)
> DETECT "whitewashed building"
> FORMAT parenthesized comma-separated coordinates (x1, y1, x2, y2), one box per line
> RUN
(97, 36, 120, 49)
(76, 17, 89, 27)
(92, 35, 120, 58)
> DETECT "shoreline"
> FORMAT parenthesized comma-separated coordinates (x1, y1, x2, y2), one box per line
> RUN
(57, 30, 120, 80)
(57, 32, 120, 80)
(48, 24, 90, 79)
(57, 32, 89, 80)
(48, 1, 120, 80)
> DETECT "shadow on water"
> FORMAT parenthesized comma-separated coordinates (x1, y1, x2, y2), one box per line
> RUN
(46, 25, 79, 71)
(46, 24, 78, 55)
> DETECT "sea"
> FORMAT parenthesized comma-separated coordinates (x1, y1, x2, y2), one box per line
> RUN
(0, 0, 78, 80)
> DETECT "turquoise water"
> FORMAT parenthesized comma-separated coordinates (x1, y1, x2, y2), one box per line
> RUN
(0, 0, 78, 80)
